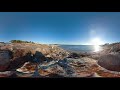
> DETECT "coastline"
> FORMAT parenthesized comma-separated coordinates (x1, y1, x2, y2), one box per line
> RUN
(0, 42, 120, 77)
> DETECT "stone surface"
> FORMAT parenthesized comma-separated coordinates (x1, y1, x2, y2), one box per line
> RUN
(98, 54, 120, 72)
(0, 43, 69, 72)
(16, 62, 36, 73)
(0, 50, 11, 71)
(0, 71, 15, 77)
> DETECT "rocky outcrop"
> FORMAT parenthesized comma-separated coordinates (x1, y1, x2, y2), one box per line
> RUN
(6, 49, 33, 70)
(0, 43, 69, 73)
(0, 50, 12, 71)
(94, 43, 120, 72)
(99, 43, 120, 55)
(0, 43, 69, 60)
(16, 58, 77, 77)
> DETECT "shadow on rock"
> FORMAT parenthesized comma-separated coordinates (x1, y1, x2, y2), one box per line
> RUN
(0, 50, 13, 71)
(32, 51, 47, 63)
(7, 51, 48, 71)
(7, 52, 33, 70)
(45, 73, 65, 78)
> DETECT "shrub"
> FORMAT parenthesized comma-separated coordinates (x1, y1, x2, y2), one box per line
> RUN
(10, 40, 35, 43)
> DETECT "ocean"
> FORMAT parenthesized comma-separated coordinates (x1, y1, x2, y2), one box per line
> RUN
(59, 45, 102, 53)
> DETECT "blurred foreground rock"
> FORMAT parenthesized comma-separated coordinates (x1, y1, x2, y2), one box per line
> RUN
(0, 50, 12, 71)
(98, 54, 120, 72)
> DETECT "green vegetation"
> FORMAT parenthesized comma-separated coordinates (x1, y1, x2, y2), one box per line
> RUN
(10, 40, 35, 43)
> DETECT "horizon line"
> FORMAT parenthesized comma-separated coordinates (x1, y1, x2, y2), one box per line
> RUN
(0, 40, 118, 45)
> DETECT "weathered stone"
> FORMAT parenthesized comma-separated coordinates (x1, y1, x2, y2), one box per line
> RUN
(0, 71, 15, 77)
(98, 54, 120, 72)
(0, 50, 11, 71)
(16, 62, 36, 73)
(32, 51, 47, 63)
(87, 73, 101, 77)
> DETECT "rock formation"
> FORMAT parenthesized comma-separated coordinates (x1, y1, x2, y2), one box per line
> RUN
(0, 43, 69, 77)
(0, 50, 12, 71)
(98, 54, 120, 72)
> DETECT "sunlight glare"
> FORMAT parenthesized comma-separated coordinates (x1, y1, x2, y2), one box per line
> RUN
(91, 38, 103, 52)
(94, 45, 100, 52)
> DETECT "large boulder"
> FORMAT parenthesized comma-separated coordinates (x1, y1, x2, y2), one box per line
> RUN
(32, 51, 47, 63)
(16, 62, 36, 73)
(98, 54, 120, 72)
(7, 49, 32, 70)
(0, 50, 12, 71)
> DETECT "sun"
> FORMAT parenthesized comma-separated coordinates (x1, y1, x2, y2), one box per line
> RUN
(94, 45, 100, 52)
(91, 38, 103, 45)
(91, 38, 103, 52)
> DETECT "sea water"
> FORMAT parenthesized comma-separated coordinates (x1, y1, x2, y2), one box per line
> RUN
(59, 45, 101, 53)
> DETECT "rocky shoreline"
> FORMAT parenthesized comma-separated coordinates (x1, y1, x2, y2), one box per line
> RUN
(0, 42, 120, 77)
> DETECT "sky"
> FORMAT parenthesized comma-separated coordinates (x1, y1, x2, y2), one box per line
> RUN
(0, 12, 120, 45)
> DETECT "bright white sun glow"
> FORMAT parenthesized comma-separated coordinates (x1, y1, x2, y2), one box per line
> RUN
(94, 45, 100, 52)
(91, 38, 103, 52)
(91, 38, 103, 45)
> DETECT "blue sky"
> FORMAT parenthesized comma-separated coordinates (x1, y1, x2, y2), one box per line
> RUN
(0, 12, 120, 45)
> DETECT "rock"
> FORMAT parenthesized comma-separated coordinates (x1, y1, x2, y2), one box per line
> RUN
(0, 50, 11, 71)
(7, 49, 33, 70)
(45, 73, 64, 78)
(98, 54, 120, 72)
(100, 43, 120, 55)
(16, 72, 33, 77)
(32, 51, 47, 63)
(57, 59, 68, 67)
(64, 66, 76, 77)
(67, 52, 80, 59)
(16, 62, 36, 73)
(16, 62, 37, 77)
(32, 66, 41, 77)
(57, 59, 76, 77)
(37, 59, 77, 77)
(0, 71, 15, 77)
(87, 72, 101, 77)
(42, 64, 66, 77)
(89, 54, 101, 60)
(0, 43, 69, 61)
(39, 60, 58, 69)
(0, 43, 69, 75)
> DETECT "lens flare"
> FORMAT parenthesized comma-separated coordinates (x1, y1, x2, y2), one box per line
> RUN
(91, 38, 103, 52)
(94, 45, 100, 52)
